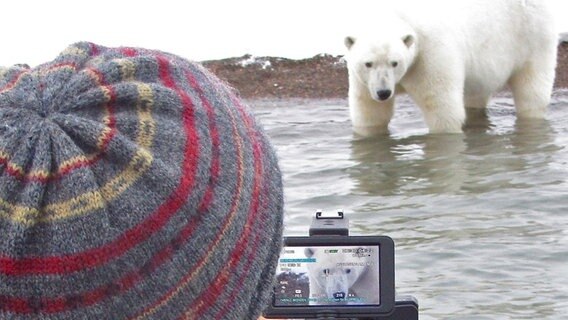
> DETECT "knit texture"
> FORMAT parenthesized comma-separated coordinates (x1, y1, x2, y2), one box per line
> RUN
(0, 42, 283, 319)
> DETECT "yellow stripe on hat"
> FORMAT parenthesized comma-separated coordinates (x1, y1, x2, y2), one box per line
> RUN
(116, 59, 137, 81)
(0, 67, 9, 79)
(60, 45, 88, 58)
(0, 150, 25, 177)
(43, 148, 154, 222)
(0, 149, 153, 225)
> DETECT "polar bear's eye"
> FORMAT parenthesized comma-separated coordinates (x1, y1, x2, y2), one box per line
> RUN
(323, 269, 331, 276)
(391, 61, 399, 67)
(364, 62, 373, 68)
(345, 268, 351, 274)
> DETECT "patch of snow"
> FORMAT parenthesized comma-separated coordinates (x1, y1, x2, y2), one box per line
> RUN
(239, 55, 272, 70)
(335, 57, 347, 67)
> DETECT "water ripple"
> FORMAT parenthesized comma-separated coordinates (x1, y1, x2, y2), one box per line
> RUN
(251, 91, 568, 319)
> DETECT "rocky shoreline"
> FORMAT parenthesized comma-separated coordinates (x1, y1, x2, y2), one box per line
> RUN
(203, 42, 568, 99)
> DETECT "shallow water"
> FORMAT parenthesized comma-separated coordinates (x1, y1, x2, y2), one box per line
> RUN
(251, 90, 568, 320)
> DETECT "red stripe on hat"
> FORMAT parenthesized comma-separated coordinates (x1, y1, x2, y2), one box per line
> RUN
(185, 71, 221, 212)
(0, 55, 198, 276)
(121, 47, 138, 57)
(192, 210, 265, 319)
(214, 212, 265, 319)
(129, 84, 248, 320)
(214, 134, 272, 319)
(55, 154, 103, 181)
(88, 42, 100, 56)
(190, 98, 264, 318)
(0, 69, 29, 93)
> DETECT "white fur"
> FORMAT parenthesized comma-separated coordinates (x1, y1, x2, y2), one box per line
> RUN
(304, 247, 379, 305)
(345, 0, 558, 136)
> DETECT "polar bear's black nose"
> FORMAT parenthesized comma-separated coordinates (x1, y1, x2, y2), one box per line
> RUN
(377, 90, 392, 101)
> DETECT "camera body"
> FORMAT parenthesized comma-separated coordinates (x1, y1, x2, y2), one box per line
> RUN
(263, 211, 419, 320)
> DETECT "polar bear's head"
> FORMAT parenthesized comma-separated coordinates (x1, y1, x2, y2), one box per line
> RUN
(344, 30, 417, 102)
(304, 247, 366, 304)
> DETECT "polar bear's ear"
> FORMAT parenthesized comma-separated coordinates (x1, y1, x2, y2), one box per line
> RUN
(344, 36, 356, 50)
(402, 34, 415, 48)
(305, 248, 315, 258)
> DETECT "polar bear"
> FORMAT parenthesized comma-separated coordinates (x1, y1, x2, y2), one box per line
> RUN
(304, 247, 379, 305)
(344, 0, 557, 136)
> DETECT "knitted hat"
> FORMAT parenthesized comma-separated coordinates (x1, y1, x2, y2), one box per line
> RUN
(0, 42, 283, 319)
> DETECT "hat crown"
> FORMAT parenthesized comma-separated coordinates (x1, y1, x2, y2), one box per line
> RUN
(1, 67, 72, 193)
(1, 59, 124, 210)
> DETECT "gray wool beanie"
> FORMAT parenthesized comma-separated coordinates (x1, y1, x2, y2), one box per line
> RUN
(0, 42, 283, 320)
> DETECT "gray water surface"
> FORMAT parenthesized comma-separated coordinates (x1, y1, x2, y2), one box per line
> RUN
(251, 90, 568, 320)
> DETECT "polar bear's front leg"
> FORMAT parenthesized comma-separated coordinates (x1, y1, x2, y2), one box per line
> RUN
(416, 89, 466, 134)
(404, 61, 466, 134)
(348, 87, 394, 136)
(423, 100, 465, 134)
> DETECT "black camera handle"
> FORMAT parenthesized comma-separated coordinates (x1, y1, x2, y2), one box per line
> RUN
(311, 296, 419, 320)
(309, 211, 419, 320)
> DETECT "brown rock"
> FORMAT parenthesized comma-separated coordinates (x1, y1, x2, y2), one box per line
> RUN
(203, 44, 568, 99)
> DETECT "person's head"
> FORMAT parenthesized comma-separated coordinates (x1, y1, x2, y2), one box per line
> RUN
(0, 42, 283, 319)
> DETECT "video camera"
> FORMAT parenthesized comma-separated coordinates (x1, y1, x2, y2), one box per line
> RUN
(263, 211, 418, 319)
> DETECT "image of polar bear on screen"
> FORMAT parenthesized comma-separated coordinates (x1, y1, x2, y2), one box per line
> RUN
(304, 247, 380, 305)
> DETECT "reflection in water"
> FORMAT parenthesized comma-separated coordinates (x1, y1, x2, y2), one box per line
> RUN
(348, 117, 559, 197)
(252, 92, 568, 319)
(349, 134, 468, 195)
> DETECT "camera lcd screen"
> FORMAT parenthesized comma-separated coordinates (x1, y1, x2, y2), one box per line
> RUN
(274, 245, 380, 307)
